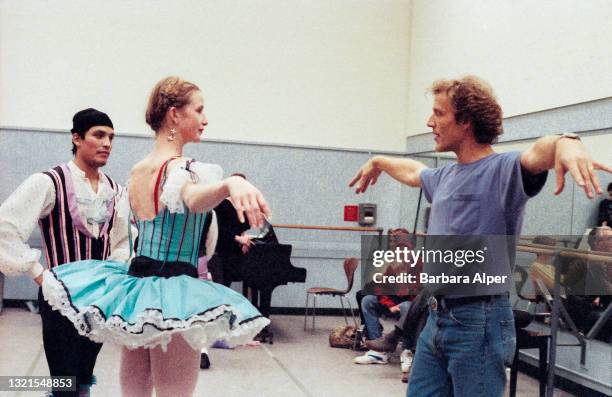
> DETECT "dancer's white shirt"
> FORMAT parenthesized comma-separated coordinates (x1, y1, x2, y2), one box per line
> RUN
(0, 161, 130, 279)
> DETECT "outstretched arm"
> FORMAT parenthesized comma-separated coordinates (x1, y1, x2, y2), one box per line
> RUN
(520, 135, 612, 198)
(182, 176, 271, 228)
(349, 155, 428, 194)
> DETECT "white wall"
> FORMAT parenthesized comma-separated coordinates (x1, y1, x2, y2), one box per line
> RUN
(406, 0, 612, 134)
(3, 1, 609, 150)
(0, 0, 411, 151)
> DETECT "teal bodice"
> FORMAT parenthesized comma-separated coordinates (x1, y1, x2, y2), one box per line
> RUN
(135, 208, 206, 267)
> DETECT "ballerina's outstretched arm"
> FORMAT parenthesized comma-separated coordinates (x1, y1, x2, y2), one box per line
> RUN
(182, 175, 271, 229)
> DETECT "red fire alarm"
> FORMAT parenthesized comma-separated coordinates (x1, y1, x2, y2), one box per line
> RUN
(344, 205, 359, 222)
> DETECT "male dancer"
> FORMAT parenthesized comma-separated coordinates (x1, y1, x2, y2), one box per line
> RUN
(350, 76, 611, 397)
(0, 108, 130, 396)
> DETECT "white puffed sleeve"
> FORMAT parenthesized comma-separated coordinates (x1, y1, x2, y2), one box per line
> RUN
(189, 161, 223, 185)
(0, 173, 55, 278)
(160, 160, 223, 214)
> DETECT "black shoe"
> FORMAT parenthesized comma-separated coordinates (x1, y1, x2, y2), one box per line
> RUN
(200, 352, 211, 369)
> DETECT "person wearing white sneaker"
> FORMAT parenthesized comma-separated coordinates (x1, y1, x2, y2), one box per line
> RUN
(400, 349, 413, 373)
(353, 350, 389, 365)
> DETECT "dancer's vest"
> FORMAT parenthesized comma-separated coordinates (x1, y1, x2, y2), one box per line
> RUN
(38, 164, 120, 268)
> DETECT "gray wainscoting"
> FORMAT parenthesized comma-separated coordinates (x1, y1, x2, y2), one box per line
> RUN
(0, 128, 426, 308)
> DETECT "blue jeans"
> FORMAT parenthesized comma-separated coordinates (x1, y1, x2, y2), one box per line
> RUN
(407, 295, 515, 397)
(362, 295, 411, 340)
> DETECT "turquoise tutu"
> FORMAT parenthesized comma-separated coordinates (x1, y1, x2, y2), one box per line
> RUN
(42, 259, 270, 351)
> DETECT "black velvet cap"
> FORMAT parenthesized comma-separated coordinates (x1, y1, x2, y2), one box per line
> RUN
(71, 108, 113, 134)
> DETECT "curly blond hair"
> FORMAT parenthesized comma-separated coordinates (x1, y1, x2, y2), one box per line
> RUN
(145, 76, 200, 132)
(430, 76, 503, 144)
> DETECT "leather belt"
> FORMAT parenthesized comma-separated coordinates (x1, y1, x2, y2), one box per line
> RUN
(430, 293, 508, 311)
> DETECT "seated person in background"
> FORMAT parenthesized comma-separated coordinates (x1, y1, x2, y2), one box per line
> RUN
(597, 182, 612, 226)
(353, 290, 412, 365)
(529, 235, 559, 296)
(366, 289, 431, 383)
(354, 229, 422, 378)
(565, 226, 612, 341)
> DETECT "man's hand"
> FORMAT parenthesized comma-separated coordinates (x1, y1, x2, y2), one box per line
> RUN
(349, 156, 425, 192)
(235, 234, 254, 254)
(389, 304, 401, 314)
(349, 158, 383, 194)
(34, 273, 43, 286)
(554, 139, 612, 198)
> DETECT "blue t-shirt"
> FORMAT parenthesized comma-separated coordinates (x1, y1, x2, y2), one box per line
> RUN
(420, 151, 547, 295)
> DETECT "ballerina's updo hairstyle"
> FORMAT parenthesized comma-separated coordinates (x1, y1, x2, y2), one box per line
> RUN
(145, 76, 200, 133)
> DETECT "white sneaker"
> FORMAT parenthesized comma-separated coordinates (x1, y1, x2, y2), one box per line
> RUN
(353, 350, 389, 365)
(400, 349, 413, 373)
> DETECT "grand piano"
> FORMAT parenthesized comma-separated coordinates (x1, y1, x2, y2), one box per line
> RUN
(228, 224, 306, 343)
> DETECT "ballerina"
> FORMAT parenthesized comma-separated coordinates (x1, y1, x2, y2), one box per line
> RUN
(42, 76, 271, 396)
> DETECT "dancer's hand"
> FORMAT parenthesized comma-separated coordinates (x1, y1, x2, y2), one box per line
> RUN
(349, 158, 382, 194)
(34, 272, 43, 286)
(226, 176, 271, 228)
(554, 139, 612, 198)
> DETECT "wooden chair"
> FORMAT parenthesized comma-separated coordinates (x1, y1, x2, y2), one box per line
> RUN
(304, 257, 359, 330)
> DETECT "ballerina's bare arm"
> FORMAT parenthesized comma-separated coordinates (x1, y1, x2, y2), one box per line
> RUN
(181, 176, 271, 228)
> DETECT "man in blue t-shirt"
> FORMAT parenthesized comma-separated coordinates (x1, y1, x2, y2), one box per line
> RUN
(349, 76, 611, 397)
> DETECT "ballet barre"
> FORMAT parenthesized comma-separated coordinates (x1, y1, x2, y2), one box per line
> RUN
(271, 224, 385, 248)
(518, 242, 612, 262)
(272, 224, 383, 234)
(518, 236, 580, 248)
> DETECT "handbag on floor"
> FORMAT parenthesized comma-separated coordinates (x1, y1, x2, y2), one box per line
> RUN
(329, 325, 361, 349)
